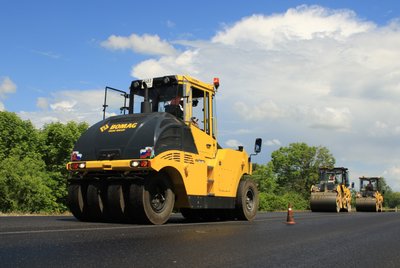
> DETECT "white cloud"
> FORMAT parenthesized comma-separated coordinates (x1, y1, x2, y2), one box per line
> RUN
(383, 166, 400, 191)
(212, 5, 374, 48)
(0, 77, 17, 111)
(132, 50, 200, 78)
(101, 33, 177, 56)
(233, 100, 286, 121)
(36, 97, 49, 110)
(50, 100, 77, 112)
(307, 107, 352, 131)
(123, 5, 400, 189)
(225, 139, 242, 148)
(19, 5, 400, 191)
(0, 76, 17, 99)
(19, 89, 106, 128)
(265, 139, 281, 146)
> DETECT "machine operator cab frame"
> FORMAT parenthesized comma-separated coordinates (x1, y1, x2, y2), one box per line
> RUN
(314, 167, 350, 192)
(103, 75, 219, 158)
(359, 177, 381, 197)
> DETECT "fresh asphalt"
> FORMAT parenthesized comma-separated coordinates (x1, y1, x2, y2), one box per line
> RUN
(0, 211, 399, 268)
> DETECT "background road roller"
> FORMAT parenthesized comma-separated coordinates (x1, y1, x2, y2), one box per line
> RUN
(310, 167, 352, 212)
(356, 177, 384, 212)
(66, 75, 262, 224)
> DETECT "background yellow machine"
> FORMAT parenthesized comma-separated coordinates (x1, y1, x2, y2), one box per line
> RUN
(310, 167, 352, 212)
(356, 177, 384, 212)
(66, 75, 262, 224)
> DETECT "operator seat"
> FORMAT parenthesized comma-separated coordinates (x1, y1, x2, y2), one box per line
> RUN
(164, 105, 183, 119)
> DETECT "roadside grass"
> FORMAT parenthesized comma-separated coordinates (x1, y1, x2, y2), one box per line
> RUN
(0, 211, 72, 216)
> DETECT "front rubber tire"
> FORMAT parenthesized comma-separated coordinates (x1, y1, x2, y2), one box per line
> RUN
(143, 173, 175, 225)
(235, 179, 259, 221)
(129, 173, 175, 225)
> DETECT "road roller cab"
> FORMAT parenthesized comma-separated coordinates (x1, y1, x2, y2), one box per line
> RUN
(310, 167, 352, 212)
(356, 177, 384, 212)
(66, 75, 262, 224)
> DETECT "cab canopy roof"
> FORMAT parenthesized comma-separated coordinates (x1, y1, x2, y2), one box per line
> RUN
(130, 75, 216, 98)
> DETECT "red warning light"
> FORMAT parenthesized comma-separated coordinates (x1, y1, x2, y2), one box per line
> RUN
(69, 162, 86, 170)
(139, 160, 151, 168)
(71, 163, 80, 170)
(213, 77, 220, 89)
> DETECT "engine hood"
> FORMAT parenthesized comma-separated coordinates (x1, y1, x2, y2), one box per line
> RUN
(72, 112, 197, 161)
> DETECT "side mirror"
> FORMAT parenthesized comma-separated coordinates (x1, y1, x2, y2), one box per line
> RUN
(254, 138, 262, 154)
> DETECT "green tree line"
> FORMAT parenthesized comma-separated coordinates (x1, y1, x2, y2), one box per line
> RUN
(252, 143, 335, 211)
(253, 143, 400, 210)
(0, 111, 399, 213)
(0, 111, 87, 213)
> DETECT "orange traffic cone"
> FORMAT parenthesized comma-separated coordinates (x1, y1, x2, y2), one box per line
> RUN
(286, 203, 296, 225)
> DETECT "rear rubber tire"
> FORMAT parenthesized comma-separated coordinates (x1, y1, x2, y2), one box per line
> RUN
(107, 183, 127, 221)
(86, 182, 105, 221)
(67, 183, 89, 221)
(127, 181, 144, 222)
(235, 179, 259, 221)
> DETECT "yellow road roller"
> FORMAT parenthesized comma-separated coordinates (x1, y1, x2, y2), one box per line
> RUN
(310, 167, 352, 212)
(356, 177, 384, 212)
(66, 75, 262, 224)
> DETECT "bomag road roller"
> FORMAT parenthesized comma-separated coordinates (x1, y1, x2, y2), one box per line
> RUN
(310, 167, 352, 212)
(66, 75, 262, 224)
(355, 177, 384, 212)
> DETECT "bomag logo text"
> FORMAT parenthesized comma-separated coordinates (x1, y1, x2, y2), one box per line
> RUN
(100, 122, 137, 133)
(100, 124, 110, 132)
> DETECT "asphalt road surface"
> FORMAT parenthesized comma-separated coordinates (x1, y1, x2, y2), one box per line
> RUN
(1, 212, 399, 268)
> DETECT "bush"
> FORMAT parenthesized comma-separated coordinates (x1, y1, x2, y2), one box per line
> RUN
(0, 154, 58, 213)
(384, 191, 400, 208)
(259, 191, 309, 211)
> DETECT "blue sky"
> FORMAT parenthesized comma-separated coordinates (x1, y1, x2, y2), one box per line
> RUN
(2, 1, 400, 190)
(1, 1, 398, 110)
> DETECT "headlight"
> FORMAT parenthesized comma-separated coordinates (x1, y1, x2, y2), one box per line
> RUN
(131, 161, 139, 167)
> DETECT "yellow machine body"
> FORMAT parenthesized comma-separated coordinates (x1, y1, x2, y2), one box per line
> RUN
(356, 177, 384, 212)
(310, 167, 352, 212)
(66, 75, 260, 224)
